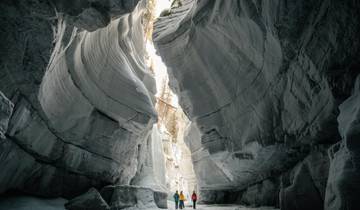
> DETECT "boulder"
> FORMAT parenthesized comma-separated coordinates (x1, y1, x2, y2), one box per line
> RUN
(241, 178, 279, 207)
(280, 163, 323, 210)
(65, 188, 110, 210)
(280, 147, 329, 210)
(100, 185, 167, 209)
(199, 189, 243, 204)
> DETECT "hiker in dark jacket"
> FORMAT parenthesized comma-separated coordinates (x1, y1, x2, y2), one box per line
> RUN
(174, 190, 180, 209)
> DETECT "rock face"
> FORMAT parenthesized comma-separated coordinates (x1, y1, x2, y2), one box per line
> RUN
(154, 0, 360, 207)
(0, 0, 165, 200)
(130, 125, 167, 191)
(241, 178, 279, 207)
(325, 76, 360, 210)
(0, 92, 13, 139)
(1, 0, 360, 209)
(280, 147, 329, 210)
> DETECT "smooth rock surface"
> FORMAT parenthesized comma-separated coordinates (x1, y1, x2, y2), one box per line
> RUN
(131, 125, 167, 192)
(0, 0, 163, 199)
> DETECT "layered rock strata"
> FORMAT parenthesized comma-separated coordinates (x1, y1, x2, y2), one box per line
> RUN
(0, 0, 165, 201)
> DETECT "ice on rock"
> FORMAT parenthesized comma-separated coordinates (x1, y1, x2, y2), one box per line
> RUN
(131, 125, 167, 192)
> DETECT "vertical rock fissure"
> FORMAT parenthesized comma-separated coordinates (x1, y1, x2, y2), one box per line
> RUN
(144, 0, 198, 200)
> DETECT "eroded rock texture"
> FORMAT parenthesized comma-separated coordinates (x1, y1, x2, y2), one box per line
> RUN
(0, 0, 166, 202)
(325, 76, 360, 210)
(154, 0, 360, 208)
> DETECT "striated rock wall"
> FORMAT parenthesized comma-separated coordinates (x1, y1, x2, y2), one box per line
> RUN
(0, 0, 165, 199)
(154, 0, 360, 207)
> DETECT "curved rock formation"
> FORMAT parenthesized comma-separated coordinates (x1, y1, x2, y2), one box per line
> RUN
(154, 0, 360, 208)
(1, 0, 360, 209)
(0, 0, 165, 202)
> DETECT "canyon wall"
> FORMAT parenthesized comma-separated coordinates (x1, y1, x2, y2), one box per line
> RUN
(1, 0, 360, 209)
(0, 0, 166, 203)
(154, 0, 360, 209)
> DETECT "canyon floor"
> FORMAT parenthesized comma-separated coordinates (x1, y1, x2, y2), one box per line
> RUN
(167, 203, 278, 210)
(0, 196, 278, 210)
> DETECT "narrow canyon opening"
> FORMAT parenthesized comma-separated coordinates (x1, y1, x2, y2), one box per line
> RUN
(144, 0, 198, 201)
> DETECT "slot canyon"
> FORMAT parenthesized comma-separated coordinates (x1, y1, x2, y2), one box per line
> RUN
(0, 0, 360, 210)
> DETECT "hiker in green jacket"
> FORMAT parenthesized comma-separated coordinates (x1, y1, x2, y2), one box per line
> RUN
(173, 190, 180, 209)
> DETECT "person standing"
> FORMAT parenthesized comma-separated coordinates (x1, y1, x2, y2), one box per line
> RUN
(179, 191, 185, 209)
(173, 190, 180, 209)
(191, 191, 197, 209)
